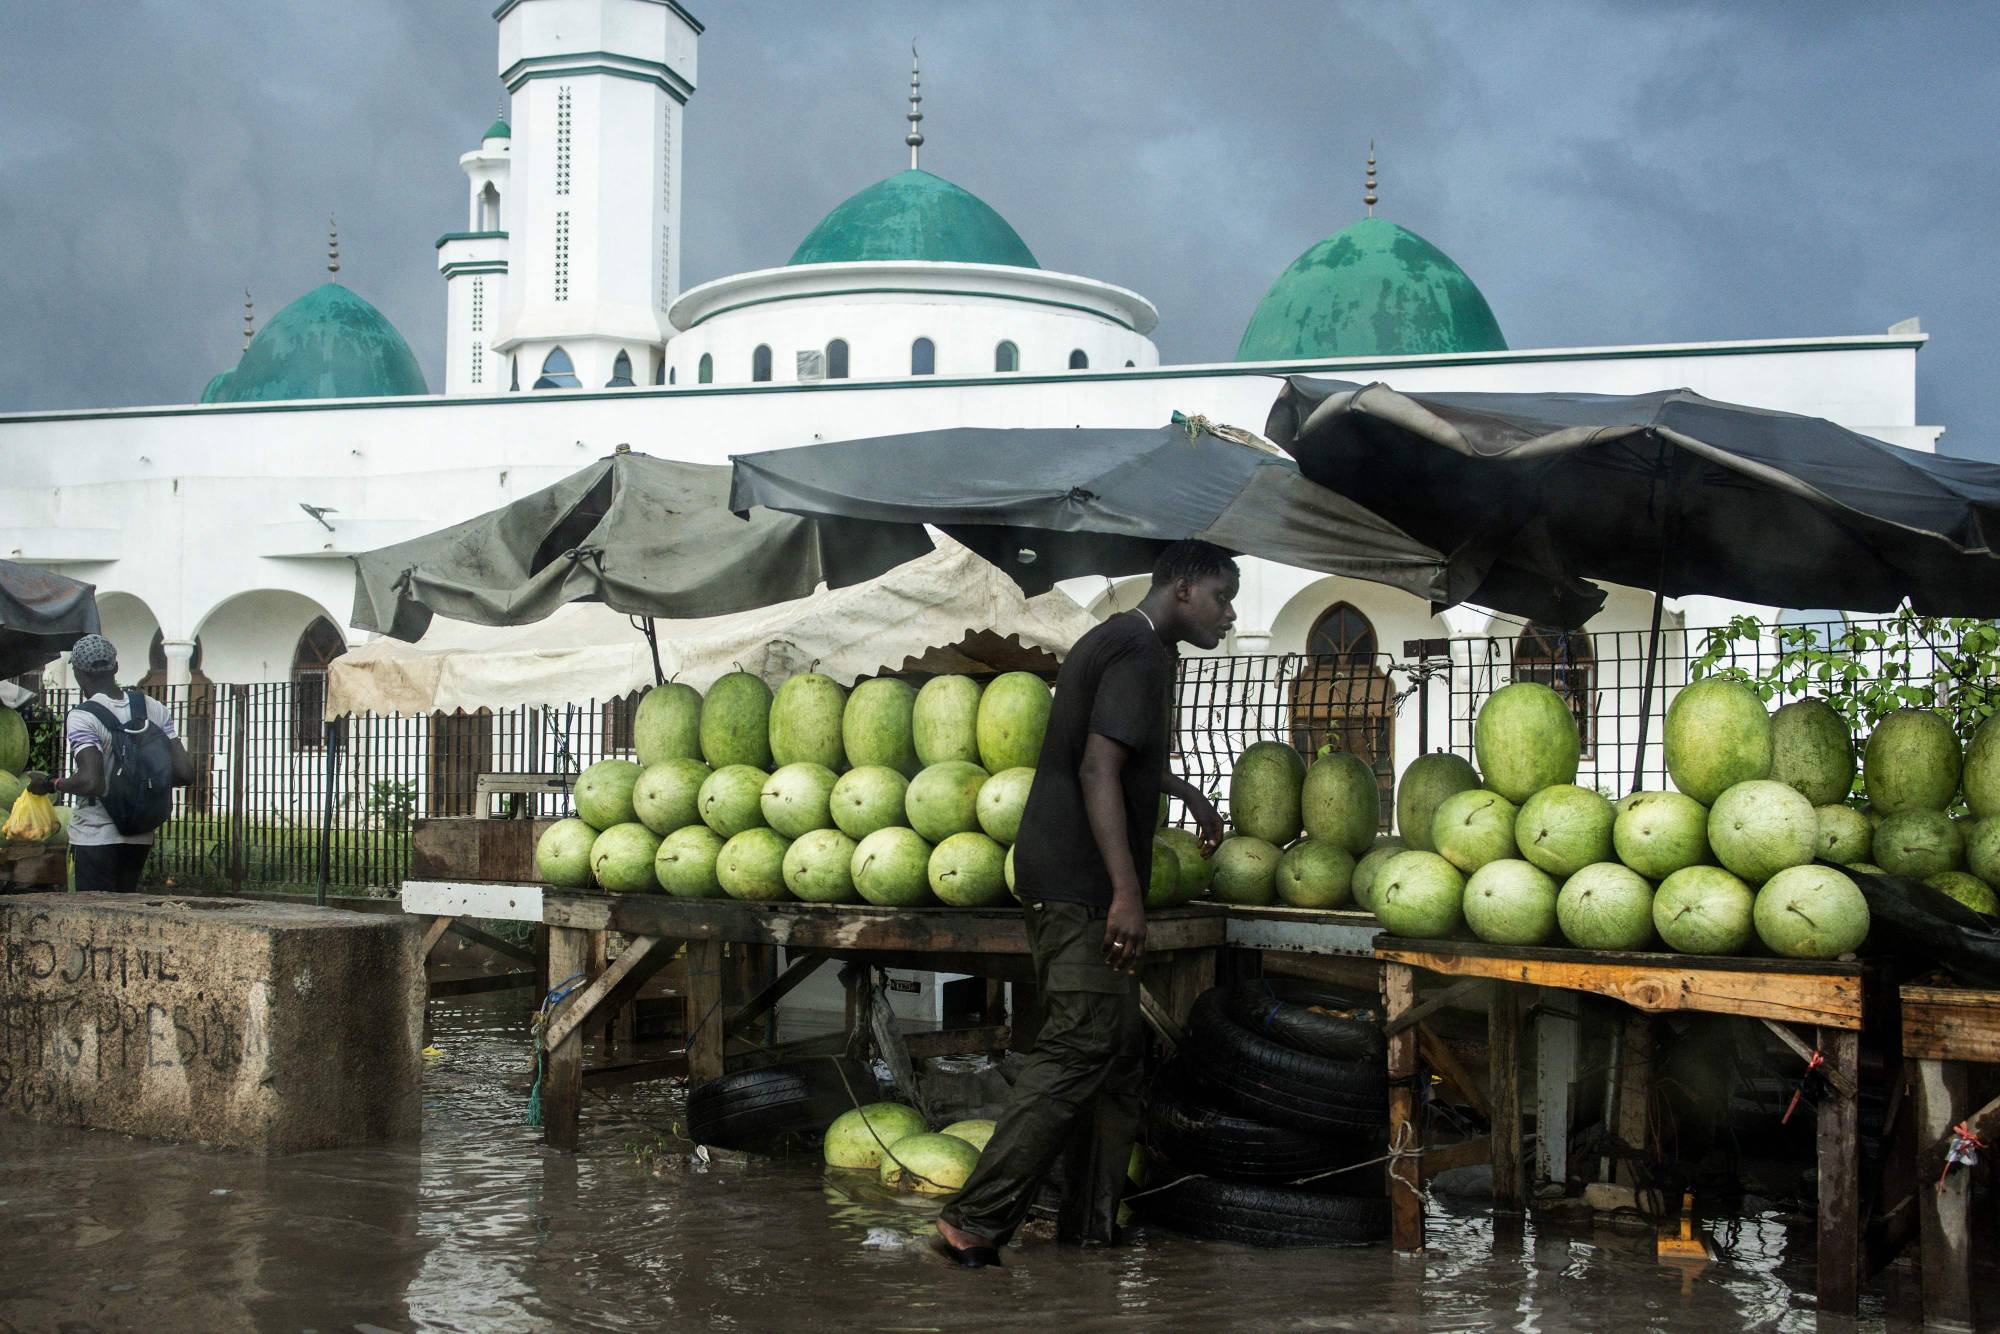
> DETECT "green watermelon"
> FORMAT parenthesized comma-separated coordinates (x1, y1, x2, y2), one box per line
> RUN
(1665, 677, 1773, 804)
(1301, 752, 1380, 856)
(1769, 698, 1856, 807)
(1475, 682, 1581, 802)
(1395, 753, 1479, 853)
(701, 672, 774, 770)
(1230, 741, 1306, 845)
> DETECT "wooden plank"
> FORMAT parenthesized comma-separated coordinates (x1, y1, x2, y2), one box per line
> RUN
(1900, 986, 2000, 1064)
(1420, 1135, 1491, 1180)
(547, 935, 669, 1051)
(1376, 935, 1864, 977)
(684, 938, 727, 1084)
(1415, 1025, 1490, 1120)
(582, 1055, 688, 1090)
(1384, 962, 1422, 1254)
(1374, 943, 1862, 1029)
(1816, 1027, 1862, 1316)
(1139, 982, 1185, 1053)
(428, 970, 540, 998)
(443, 920, 538, 968)
(411, 817, 550, 882)
(1488, 988, 1523, 1213)
(903, 1024, 1011, 1060)
(1613, 1014, 1655, 1191)
(1384, 976, 1490, 1037)
(1760, 1018, 1858, 1099)
(419, 915, 454, 959)
(724, 951, 829, 1036)
(1914, 1058, 1974, 1332)
(1223, 905, 1380, 958)
(401, 880, 544, 921)
(543, 893, 1226, 954)
(539, 926, 595, 1151)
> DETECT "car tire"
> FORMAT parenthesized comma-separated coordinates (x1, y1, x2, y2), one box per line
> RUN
(1224, 978, 1386, 1063)
(1147, 1071, 1381, 1186)
(686, 1057, 880, 1151)
(1182, 990, 1386, 1136)
(1136, 1173, 1389, 1247)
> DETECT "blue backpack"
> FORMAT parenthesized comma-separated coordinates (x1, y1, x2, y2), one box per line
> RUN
(79, 688, 176, 836)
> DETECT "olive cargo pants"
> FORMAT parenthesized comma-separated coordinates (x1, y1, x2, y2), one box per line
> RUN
(940, 899, 1145, 1247)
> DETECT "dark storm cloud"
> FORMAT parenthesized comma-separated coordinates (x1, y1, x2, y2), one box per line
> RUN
(2, 1, 1993, 459)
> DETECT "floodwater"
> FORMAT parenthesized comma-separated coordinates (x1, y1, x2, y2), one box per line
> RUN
(0, 996, 1967, 1333)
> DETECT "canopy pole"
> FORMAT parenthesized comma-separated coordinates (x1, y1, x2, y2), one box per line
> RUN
(1630, 586, 1665, 795)
(316, 716, 344, 907)
(642, 618, 665, 686)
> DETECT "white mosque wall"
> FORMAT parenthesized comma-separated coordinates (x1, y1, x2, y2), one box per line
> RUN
(0, 334, 1931, 688)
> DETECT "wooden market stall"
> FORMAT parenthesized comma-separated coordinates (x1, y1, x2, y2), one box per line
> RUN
(1899, 983, 2000, 1330)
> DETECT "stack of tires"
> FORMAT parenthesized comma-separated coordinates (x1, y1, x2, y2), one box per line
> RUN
(1136, 979, 1391, 1247)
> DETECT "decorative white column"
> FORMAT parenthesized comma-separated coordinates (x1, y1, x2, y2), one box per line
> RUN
(160, 640, 196, 689)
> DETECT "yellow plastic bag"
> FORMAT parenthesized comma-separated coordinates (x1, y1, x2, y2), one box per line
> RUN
(3, 789, 58, 843)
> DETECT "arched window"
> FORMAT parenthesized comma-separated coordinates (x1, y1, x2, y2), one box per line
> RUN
(1514, 624, 1597, 758)
(825, 339, 849, 380)
(291, 617, 348, 751)
(911, 338, 935, 376)
(606, 351, 635, 388)
(995, 341, 1019, 373)
(478, 182, 501, 231)
(510, 355, 519, 391)
(752, 345, 773, 382)
(534, 346, 580, 389)
(1068, 349, 1089, 370)
(698, 353, 713, 384)
(1124, 360, 1135, 368)
(1288, 602, 1395, 820)
(668, 366, 676, 385)
(653, 352, 665, 386)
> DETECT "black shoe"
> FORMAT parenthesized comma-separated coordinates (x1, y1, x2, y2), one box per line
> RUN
(932, 1235, 1004, 1268)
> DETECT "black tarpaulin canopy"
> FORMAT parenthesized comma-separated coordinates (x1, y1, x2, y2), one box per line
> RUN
(1267, 376, 2000, 618)
(0, 560, 100, 679)
(350, 450, 933, 642)
(728, 419, 1601, 622)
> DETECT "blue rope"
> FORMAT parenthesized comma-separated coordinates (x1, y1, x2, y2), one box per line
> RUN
(526, 971, 588, 1127)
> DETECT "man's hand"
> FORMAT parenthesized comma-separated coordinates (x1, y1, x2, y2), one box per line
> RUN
(1104, 891, 1147, 974)
(1162, 773, 1224, 854)
(22, 771, 52, 797)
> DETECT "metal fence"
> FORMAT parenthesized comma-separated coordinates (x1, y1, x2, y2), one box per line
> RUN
(22, 616, 1985, 893)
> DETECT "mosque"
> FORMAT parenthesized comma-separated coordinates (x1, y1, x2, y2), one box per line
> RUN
(0, 0, 1937, 798)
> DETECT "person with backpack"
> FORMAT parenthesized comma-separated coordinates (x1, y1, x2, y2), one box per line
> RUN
(23, 633, 195, 892)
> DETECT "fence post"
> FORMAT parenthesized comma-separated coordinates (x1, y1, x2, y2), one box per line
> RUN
(228, 684, 249, 893)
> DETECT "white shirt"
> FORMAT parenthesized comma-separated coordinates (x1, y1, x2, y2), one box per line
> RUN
(65, 690, 176, 847)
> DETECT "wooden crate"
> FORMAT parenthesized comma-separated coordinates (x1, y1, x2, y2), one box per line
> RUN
(410, 817, 553, 883)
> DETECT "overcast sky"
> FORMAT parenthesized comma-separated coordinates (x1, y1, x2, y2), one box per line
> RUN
(2, 1, 1995, 458)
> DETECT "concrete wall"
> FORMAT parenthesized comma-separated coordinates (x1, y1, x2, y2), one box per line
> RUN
(0, 894, 424, 1152)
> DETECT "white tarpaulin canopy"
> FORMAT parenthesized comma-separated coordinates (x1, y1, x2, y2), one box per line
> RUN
(326, 533, 1100, 718)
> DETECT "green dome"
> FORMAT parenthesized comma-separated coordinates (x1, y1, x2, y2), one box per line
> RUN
(213, 283, 428, 402)
(789, 169, 1038, 268)
(1236, 217, 1505, 361)
(483, 117, 511, 140)
(199, 369, 236, 403)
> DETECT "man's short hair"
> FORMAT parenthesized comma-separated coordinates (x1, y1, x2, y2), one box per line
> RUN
(1150, 539, 1239, 589)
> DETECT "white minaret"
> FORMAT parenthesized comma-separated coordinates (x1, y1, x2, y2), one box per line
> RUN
(489, 0, 698, 392)
(438, 115, 513, 394)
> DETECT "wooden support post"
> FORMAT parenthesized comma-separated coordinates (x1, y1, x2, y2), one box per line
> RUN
(420, 915, 454, 959)
(981, 978, 1007, 1027)
(684, 938, 727, 1084)
(724, 951, 829, 1036)
(1614, 1013, 1655, 1191)
(1384, 961, 1423, 1253)
(1165, 947, 1215, 1024)
(1489, 985, 1523, 1213)
(540, 925, 595, 1151)
(1535, 990, 1579, 1189)
(544, 935, 666, 1052)
(1915, 1057, 1974, 1332)
(1815, 1026, 1861, 1316)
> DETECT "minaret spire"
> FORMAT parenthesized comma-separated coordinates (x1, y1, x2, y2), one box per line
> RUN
(326, 216, 340, 276)
(242, 289, 255, 349)
(905, 43, 924, 170)
(1364, 141, 1378, 217)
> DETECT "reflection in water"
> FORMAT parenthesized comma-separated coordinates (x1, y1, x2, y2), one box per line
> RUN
(0, 994, 1961, 1331)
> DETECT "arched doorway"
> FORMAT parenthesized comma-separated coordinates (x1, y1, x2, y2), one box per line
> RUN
(1288, 603, 1396, 817)
(291, 617, 347, 750)
(1513, 624, 1596, 758)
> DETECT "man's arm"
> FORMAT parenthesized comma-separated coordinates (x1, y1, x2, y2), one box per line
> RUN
(168, 736, 195, 787)
(1160, 771, 1224, 853)
(1081, 731, 1147, 974)
(26, 747, 104, 799)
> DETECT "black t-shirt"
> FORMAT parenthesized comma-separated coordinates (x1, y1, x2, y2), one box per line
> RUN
(1014, 611, 1175, 907)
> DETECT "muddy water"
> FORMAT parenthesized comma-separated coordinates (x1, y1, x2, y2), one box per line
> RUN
(0, 996, 1954, 1332)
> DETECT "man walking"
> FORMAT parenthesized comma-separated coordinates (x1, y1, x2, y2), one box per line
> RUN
(936, 540, 1237, 1266)
(25, 634, 195, 892)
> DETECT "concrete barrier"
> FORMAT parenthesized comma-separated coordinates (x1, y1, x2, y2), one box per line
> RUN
(0, 892, 424, 1152)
